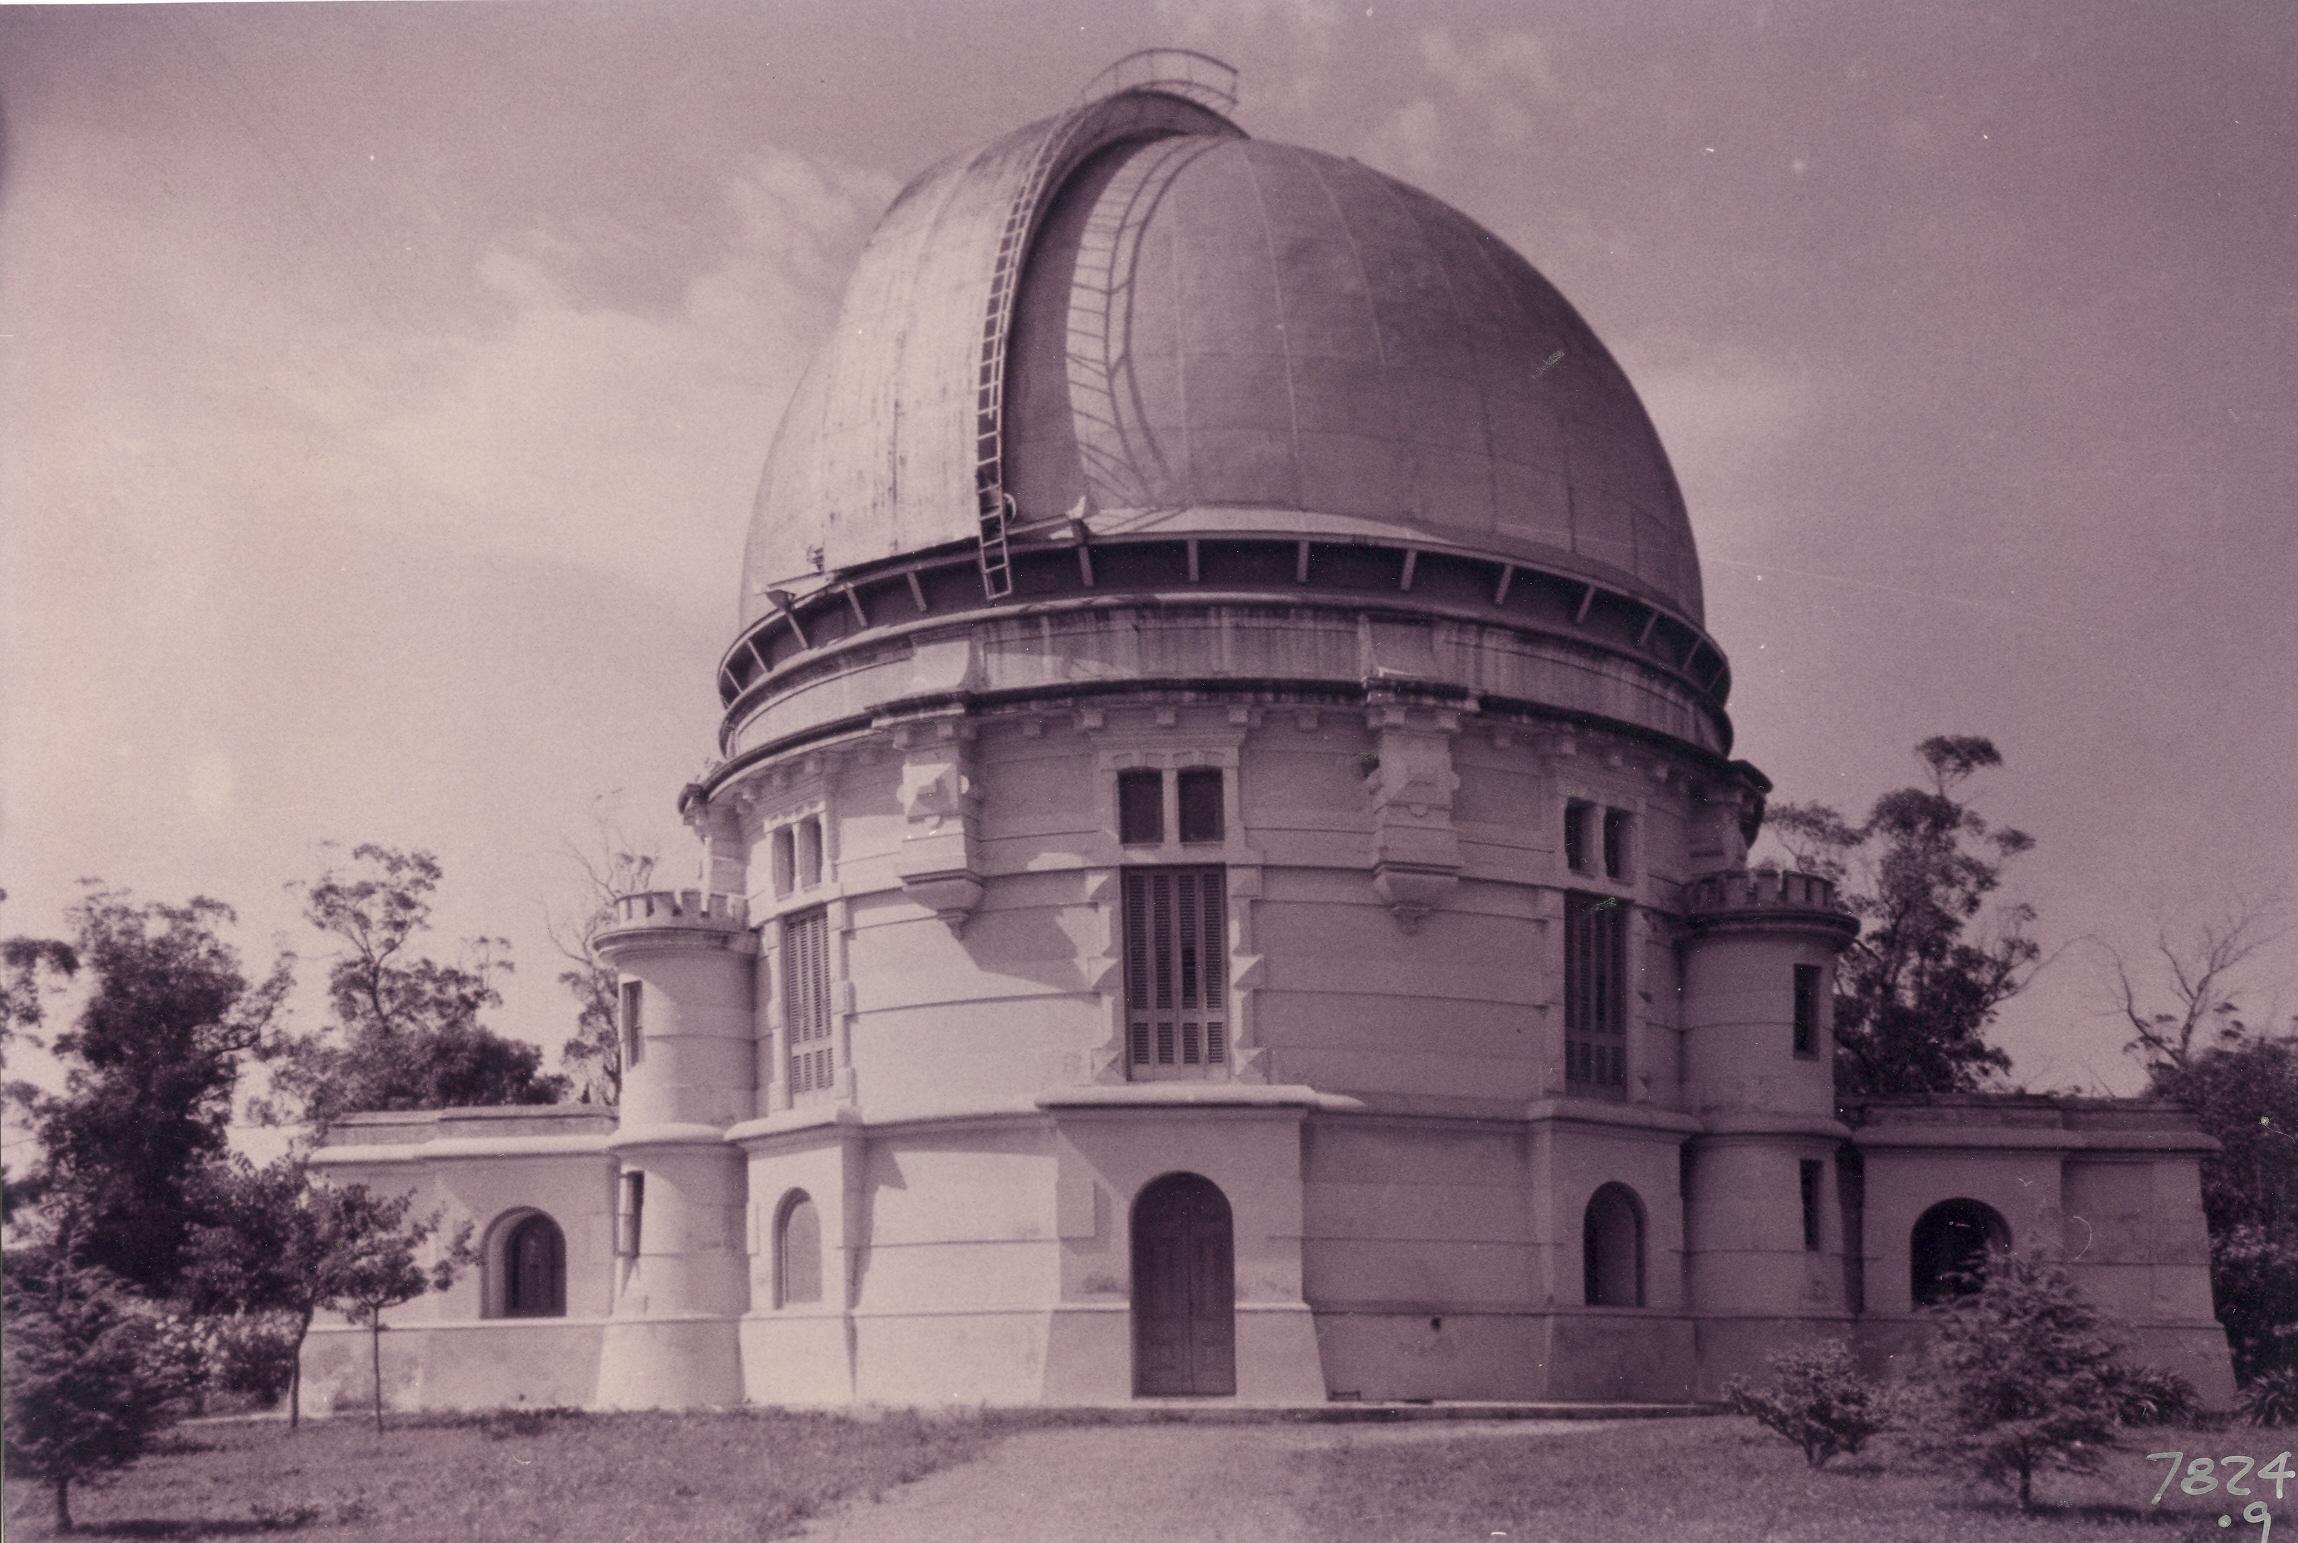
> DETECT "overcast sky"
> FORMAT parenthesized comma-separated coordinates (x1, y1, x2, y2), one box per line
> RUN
(3, 0, 2293, 1097)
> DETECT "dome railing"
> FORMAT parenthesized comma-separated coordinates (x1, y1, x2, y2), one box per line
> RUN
(1078, 49, 1240, 113)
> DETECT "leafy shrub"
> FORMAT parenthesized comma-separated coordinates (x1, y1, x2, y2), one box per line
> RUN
(127, 1306, 215, 1414)
(2111, 1363, 2203, 1427)
(205, 1312, 303, 1403)
(1722, 1339, 1896, 1467)
(2210, 1224, 2298, 1385)
(2242, 1367, 2298, 1428)
(1907, 1248, 2129, 1511)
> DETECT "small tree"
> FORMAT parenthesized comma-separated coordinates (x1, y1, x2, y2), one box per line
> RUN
(2100, 888, 2291, 1076)
(264, 844, 564, 1129)
(2148, 1032, 2298, 1383)
(314, 1184, 474, 1432)
(545, 799, 658, 1106)
(183, 1155, 330, 1427)
(1723, 1339, 1897, 1467)
(1767, 736, 2039, 1107)
(1, 1249, 186, 1532)
(1909, 1248, 2128, 1511)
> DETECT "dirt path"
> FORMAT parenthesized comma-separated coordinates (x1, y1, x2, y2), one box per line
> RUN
(794, 1419, 1630, 1543)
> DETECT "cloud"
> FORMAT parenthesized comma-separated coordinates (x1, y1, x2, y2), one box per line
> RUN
(281, 147, 900, 600)
(1147, 0, 1346, 122)
(1354, 26, 1576, 184)
(1416, 25, 1576, 143)
(1420, 26, 1560, 101)
(1630, 346, 1819, 503)
(1357, 97, 1447, 183)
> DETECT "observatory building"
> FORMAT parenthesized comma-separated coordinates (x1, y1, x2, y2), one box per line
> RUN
(305, 54, 2235, 1411)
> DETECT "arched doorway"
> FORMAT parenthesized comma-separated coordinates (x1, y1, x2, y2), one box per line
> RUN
(1131, 1173, 1236, 1396)
(1582, 1183, 1645, 1308)
(502, 1213, 566, 1318)
(775, 1191, 822, 1308)
(1910, 1198, 2010, 1305)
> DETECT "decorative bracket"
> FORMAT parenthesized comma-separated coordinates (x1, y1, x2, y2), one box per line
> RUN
(1363, 701, 1463, 932)
(889, 712, 985, 934)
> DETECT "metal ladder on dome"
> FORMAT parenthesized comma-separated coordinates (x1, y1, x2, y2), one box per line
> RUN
(972, 50, 1239, 602)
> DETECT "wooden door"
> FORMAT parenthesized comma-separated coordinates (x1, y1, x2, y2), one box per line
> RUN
(1132, 1174, 1236, 1396)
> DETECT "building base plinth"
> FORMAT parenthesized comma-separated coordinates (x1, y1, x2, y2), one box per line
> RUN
(595, 1315, 743, 1409)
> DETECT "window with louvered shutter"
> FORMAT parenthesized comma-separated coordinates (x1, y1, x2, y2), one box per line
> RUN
(1121, 867, 1229, 1080)
(783, 907, 834, 1098)
(1564, 892, 1628, 1095)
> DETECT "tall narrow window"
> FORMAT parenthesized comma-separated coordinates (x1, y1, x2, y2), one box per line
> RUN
(1563, 800, 1594, 874)
(1837, 1149, 1867, 1315)
(620, 979, 645, 1068)
(617, 1172, 645, 1258)
(1122, 868, 1228, 1078)
(1792, 964, 1822, 1057)
(783, 907, 833, 1097)
(1564, 893, 1629, 1094)
(1602, 809, 1633, 881)
(1177, 768, 1224, 844)
(795, 816, 823, 888)
(1800, 1160, 1824, 1251)
(775, 1192, 822, 1307)
(771, 827, 797, 896)
(1118, 770, 1164, 845)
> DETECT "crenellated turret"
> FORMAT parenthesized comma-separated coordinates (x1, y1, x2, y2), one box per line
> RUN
(592, 889, 757, 1408)
(1676, 865, 1861, 1393)
(593, 889, 757, 1129)
(1679, 868, 1857, 1122)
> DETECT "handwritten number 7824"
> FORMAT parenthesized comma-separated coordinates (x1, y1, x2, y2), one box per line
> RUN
(2151, 1451, 2291, 1536)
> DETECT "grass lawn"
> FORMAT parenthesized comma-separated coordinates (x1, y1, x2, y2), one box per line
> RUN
(1304, 1417, 2287, 1542)
(0, 1407, 994, 1541)
(8, 1407, 2290, 1540)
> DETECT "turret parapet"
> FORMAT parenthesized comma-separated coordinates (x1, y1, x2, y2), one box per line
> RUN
(1685, 868, 1844, 914)
(595, 890, 755, 958)
(612, 889, 748, 926)
(1681, 868, 1857, 941)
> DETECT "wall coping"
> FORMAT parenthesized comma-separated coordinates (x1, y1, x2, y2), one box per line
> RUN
(311, 1135, 615, 1166)
(1849, 1092, 2216, 1152)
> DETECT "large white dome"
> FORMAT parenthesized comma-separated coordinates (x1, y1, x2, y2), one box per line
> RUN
(739, 97, 1701, 629)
